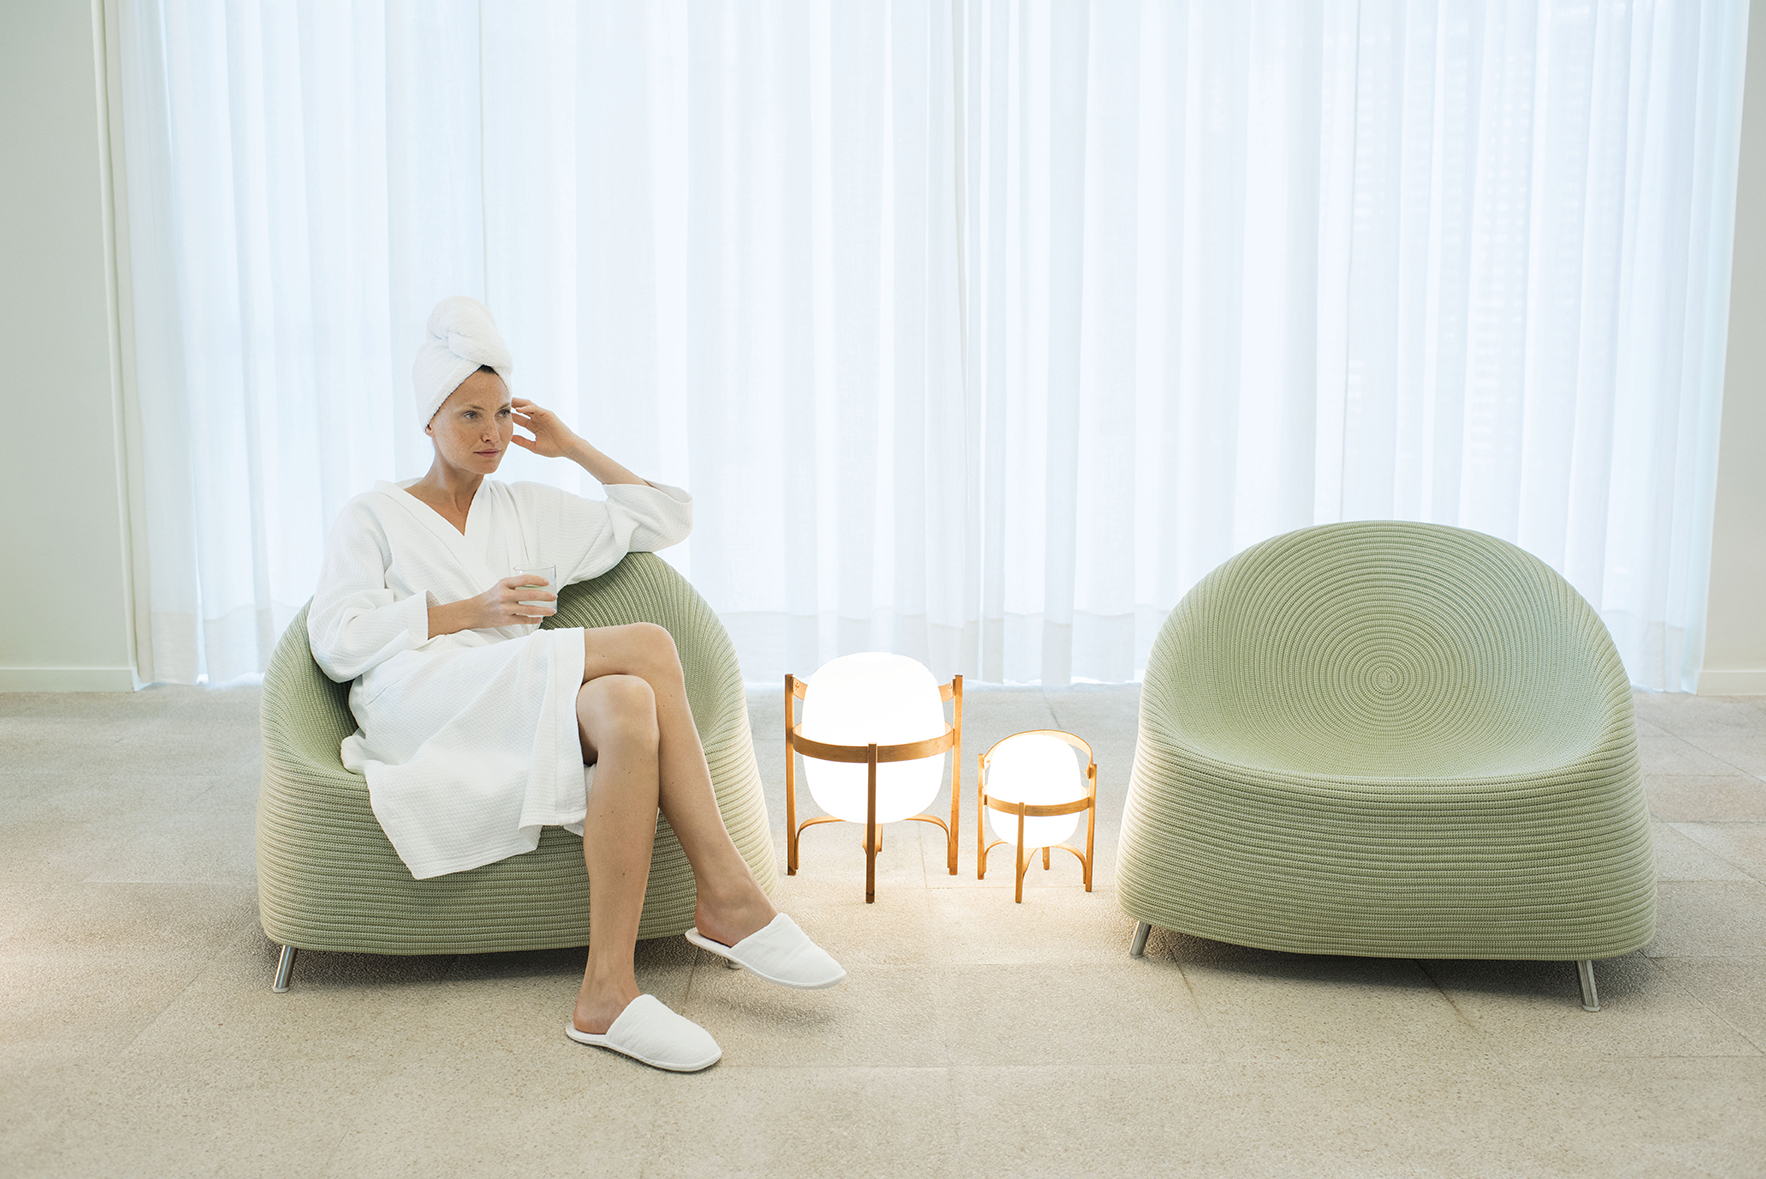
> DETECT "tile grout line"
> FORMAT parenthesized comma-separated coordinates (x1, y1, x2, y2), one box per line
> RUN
(1646, 721, 1766, 781)
(1664, 821, 1766, 886)
(1649, 955, 1766, 1058)
(1169, 941, 1218, 1044)
(109, 919, 262, 1062)
(1415, 958, 1483, 1038)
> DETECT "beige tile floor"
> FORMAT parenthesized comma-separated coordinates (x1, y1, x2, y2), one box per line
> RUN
(2, 685, 1763, 1177)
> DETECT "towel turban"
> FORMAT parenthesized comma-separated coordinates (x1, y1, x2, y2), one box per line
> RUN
(413, 296, 514, 428)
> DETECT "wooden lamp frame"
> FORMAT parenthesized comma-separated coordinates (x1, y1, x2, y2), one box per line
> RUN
(977, 730, 1097, 902)
(785, 672, 963, 904)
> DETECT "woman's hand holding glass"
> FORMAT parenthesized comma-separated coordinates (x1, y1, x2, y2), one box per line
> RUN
(474, 574, 556, 627)
(429, 574, 556, 638)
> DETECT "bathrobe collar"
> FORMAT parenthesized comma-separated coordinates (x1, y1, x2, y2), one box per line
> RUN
(371, 479, 499, 590)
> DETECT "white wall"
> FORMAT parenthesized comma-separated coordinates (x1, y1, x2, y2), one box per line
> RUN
(0, 0, 134, 691)
(1700, 0, 1766, 696)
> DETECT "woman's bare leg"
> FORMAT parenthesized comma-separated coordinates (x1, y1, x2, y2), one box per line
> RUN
(582, 624, 776, 947)
(572, 674, 661, 1035)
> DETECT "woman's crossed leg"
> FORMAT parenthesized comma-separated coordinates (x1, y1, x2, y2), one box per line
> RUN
(571, 624, 778, 1035)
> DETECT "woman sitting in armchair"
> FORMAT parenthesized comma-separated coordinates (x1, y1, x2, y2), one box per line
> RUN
(307, 296, 841, 1073)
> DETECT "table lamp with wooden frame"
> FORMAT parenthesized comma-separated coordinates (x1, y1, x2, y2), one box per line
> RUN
(977, 730, 1097, 902)
(784, 655, 963, 904)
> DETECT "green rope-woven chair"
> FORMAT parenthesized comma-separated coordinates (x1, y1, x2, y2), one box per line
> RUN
(1117, 521, 1655, 1010)
(256, 552, 776, 991)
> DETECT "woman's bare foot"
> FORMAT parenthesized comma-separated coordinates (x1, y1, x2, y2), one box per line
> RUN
(692, 883, 779, 949)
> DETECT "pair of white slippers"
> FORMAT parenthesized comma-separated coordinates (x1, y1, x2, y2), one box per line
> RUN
(564, 913, 844, 1072)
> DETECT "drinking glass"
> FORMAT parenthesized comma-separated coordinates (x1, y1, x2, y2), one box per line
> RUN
(512, 564, 557, 619)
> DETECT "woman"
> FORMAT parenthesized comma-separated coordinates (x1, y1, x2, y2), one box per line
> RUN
(308, 296, 841, 1073)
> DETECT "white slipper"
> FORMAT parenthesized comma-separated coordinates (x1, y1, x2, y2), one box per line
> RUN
(563, 994, 721, 1072)
(685, 914, 847, 990)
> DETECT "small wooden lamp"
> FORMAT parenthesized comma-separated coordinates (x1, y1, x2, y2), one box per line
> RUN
(977, 730, 1097, 902)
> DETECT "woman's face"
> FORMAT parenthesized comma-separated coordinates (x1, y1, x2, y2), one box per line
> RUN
(426, 369, 513, 474)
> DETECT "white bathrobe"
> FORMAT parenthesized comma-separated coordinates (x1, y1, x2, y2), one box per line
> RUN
(307, 477, 693, 880)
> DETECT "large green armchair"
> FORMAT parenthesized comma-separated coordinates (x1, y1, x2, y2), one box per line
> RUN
(1116, 521, 1655, 1010)
(255, 552, 776, 990)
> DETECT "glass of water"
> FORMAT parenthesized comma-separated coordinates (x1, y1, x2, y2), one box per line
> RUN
(512, 564, 557, 621)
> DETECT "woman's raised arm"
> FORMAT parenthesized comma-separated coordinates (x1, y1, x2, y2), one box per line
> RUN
(509, 398, 649, 488)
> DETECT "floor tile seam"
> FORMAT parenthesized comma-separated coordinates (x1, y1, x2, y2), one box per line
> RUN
(80, 870, 263, 887)
(110, 946, 233, 1063)
(1034, 688, 1078, 736)
(1414, 959, 1488, 1038)
(431, 952, 471, 984)
(32, 878, 259, 899)
(1645, 768, 1766, 782)
(1636, 954, 1766, 1058)
(181, 778, 256, 811)
(311, 1124, 360, 1179)
(1664, 823, 1766, 884)
(685, 1062, 955, 1073)
(2, 804, 238, 834)
(681, 946, 703, 1010)
(1680, 741, 1766, 780)
(944, 1058, 1516, 1075)
(1675, 738, 1766, 754)
(1154, 938, 1219, 1039)
(931, 1060, 961, 1171)
(1677, 999, 1766, 1058)
(916, 958, 958, 1070)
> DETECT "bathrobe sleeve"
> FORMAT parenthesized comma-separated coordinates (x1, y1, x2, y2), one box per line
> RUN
(528, 481, 694, 586)
(307, 498, 436, 683)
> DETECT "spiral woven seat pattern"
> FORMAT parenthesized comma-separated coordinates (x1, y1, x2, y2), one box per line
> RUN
(1116, 521, 1654, 961)
(256, 552, 776, 956)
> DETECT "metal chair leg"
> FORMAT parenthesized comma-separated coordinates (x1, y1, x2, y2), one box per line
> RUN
(1577, 959, 1600, 1012)
(273, 944, 297, 993)
(1130, 922, 1151, 958)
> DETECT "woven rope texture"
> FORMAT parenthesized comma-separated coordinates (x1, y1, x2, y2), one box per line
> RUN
(1116, 520, 1654, 961)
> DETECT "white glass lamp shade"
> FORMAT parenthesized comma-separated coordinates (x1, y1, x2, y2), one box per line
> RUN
(801, 653, 947, 824)
(986, 733, 1082, 849)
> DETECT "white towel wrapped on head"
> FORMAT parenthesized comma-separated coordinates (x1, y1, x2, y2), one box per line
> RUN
(413, 296, 514, 428)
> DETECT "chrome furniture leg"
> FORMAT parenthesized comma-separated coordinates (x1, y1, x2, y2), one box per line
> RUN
(1577, 959, 1599, 1012)
(1130, 922, 1151, 958)
(273, 944, 297, 993)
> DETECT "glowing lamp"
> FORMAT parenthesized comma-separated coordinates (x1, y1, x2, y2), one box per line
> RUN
(802, 654, 945, 823)
(977, 730, 1098, 902)
(785, 655, 963, 903)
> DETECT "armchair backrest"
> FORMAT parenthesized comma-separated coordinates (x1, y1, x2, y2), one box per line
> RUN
(1143, 521, 1633, 778)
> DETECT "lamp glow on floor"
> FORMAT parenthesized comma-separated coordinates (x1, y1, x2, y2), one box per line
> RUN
(785, 653, 963, 903)
(977, 730, 1097, 902)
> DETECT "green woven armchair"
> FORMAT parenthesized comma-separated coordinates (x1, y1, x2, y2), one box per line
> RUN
(1116, 521, 1655, 1010)
(256, 552, 776, 991)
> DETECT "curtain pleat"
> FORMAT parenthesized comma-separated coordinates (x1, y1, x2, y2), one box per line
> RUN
(115, 0, 1747, 689)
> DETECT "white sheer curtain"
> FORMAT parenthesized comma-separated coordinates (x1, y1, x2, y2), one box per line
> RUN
(113, 0, 1746, 690)
(962, 0, 1748, 687)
